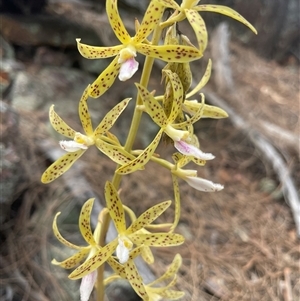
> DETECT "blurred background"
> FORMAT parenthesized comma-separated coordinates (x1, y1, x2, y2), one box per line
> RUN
(1, 0, 299, 300)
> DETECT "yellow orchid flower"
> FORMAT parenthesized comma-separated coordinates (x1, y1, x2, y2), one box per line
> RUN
(137, 71, 214, 159)
(41, 86, 134, 183)
(52, 198, 116, 301)
(77, 0, 202, 98)
(158, 0, 257, 53)
(115, 69, 215, 175)
(68, 181, 185, 280)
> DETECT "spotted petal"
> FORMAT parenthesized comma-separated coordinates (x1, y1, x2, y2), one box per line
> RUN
(150, 254, 182, 285)
(186, 59, 211, 99)
(133, 1, 165, 43)
(154, 0, 179, 10)
(78, 86, 93, 136)
(130, 233, 184, 247)
(163, 70, 184, 123)
(94, 97, 131, 136)
(79, 199, 97, 246)
(52, 248, 90, 269)
(125, 260, 149, 301)
(106, 0, 131, 44)
(126, 200, 171, 235)
(137, 44, 202, 63)
(69, 240, 118, 280)
(116, 129, 163, 174)
(76, 39, 124, 59)
(185, 9, 207, 53)
(52, 212, 82, 250)
(104, 181, 126, 233)
(49, 105, 76, 139)
(95, 139, 136, 165)
(89, 56, 121, 98)
(195, 5, 257, 34)
(41, 150, 86, 183)
(136, 83, 167, 127)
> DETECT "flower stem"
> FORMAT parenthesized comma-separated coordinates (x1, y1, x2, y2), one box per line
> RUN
(96, 209, 109, 301)
(111, 22, 163, 189)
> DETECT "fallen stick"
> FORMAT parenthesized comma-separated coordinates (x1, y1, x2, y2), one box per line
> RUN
(202, 88, 300, 237)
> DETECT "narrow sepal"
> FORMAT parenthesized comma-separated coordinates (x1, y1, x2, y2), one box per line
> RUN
(89, 56, 121, 98)
(130, 233, 185, 247)
(116, 129, 163, 175)
(52, 212, 82, 250)
(134, 1, 164, 43)
(79, 199, 97, 246)
(78, 86, 93, 136)
(76, 39, 123, 59)
(185, 9, 208, 53)
(137, 44, 202, 63)
(41, 150, 85, 183)
(94, 98, 131, 136)
(136, 83, 167, 127)
(51, 248, 90, 269)
(195, 5, 257, 34)
(49, 105, 76, 139)
(125, 260, 149, 301)
(186, 59, 211, 98)
(104, 181, 126, 233)
(127, 200, 171, 234)
(106, 0, 131, 44)
(69, 240, 118, 280)
(95, 139, 136, 165)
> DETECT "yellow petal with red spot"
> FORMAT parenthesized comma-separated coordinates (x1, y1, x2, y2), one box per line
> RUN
(125, 260, 149, 301)
(136, 83, 167, 127)
(106, 0, 131, 44)
(130, 233, 184, 247)
(163, 70, 184, 123)
(155, 0, 179, 9)
(133, 1, 164, 43)
(195, 5, 257, 34)
(89, 56, 121, 98)
(52, 248, 90, 269)
(52, 212, 82, 250)
(126, 200, 171, 234)
(79, 199, 97, 246)
(116, 129, 163, 175)
(136, 44, 202, 63)
(49, 105, 76, 139)
(41, 149, 85, 183)
(76, 39, 123, 59)
(104, 181, 126, 233)
(94, 98, 131, 136)
(69, 240, 118, 280)
(185, 9, 207, 53)
(186, 58, 211, 99)
(150, 254, 182, 285)
(96, 139, 135, 165)
(78, 86, 93, 137)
